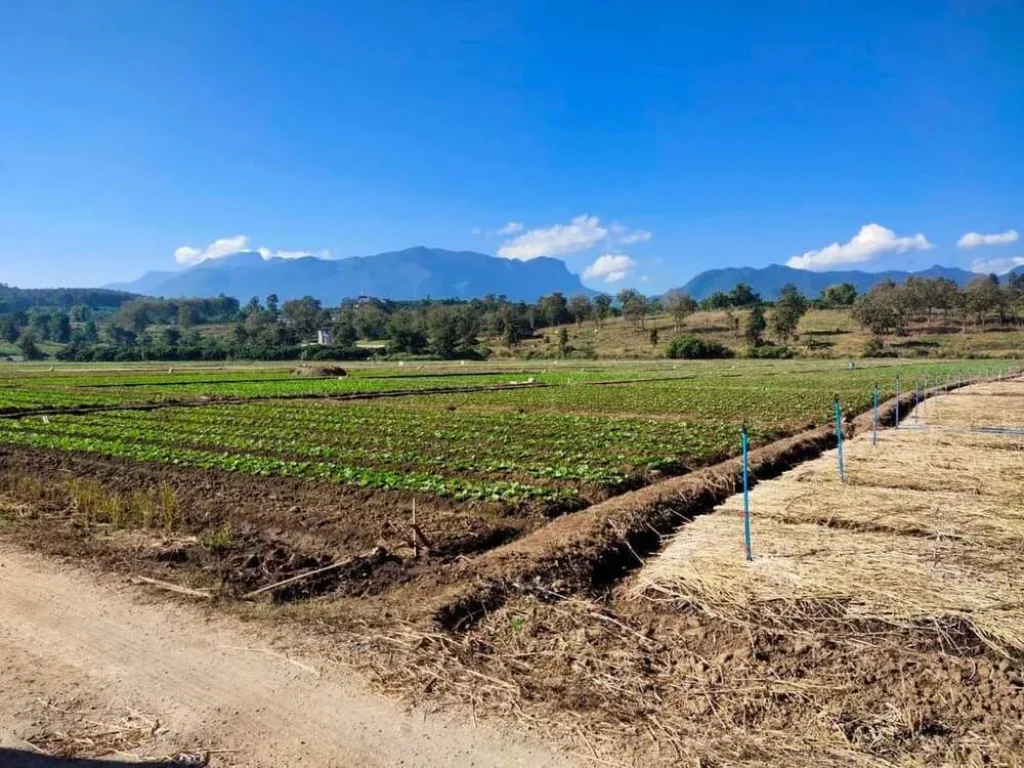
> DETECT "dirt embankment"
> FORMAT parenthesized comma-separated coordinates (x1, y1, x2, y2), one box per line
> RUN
(0, 446, 544, 615)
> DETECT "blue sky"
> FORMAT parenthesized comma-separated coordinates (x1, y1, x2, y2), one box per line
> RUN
(1, 1, 1021, 292)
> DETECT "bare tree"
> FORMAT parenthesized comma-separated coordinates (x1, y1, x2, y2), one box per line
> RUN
(663, 289, 698, 331)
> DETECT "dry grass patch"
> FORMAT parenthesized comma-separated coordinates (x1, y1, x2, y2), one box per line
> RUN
(636, 382, 1024, 654)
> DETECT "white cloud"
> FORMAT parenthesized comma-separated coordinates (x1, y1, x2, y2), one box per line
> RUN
(470, 227, 483, 236)
(583, 253, 638, 284)
(174, 235, 251, 265)
(272, 249, 330, 259)
(494, 215, 652, 259)
(970, 255, 1024, 275)
(174, 235, 328, 265)
(957, 229, 1019, 249)
(786, 223, 932, 271)
(498, 214, 609, 260)
(173, 246, 203, 264)
(610, 222, 652, 245)
(496, 221, 523, 236)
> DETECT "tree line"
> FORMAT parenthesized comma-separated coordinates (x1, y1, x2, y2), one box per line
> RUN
(4, 271, 1023, 361)
(851, 273, 1024, 335)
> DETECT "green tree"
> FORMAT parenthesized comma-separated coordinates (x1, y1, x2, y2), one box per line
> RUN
(386, 310, 428, 354)
(427, 306, 460, 358)
(0, 318, 18, 344)
(703, 291, 731, 310)
(769, 283, 808, 343)
(649, 327, 659, 347)
(354, 303, 388, 339)
(964, 275, 1001, 329)
(54, 314, 72, 343)
(745, 304, 766, 346)
(567, 294, 592, 326)
(503, 323, 521, 349)
(538, 293, 570, 327)
(617, 289, 647, 331)
(243, 296, 262, 317)
(17, 330, 44, 360)
(557, 327, 571, 357)
(729, 283, 760, 306)
(28, 311, 52, 341)
(117, 300, 153, 334)
(281, 296, 323, 337)
(592, 294, 612, 328)
(932, 278, 962, 325)
(332, 310, 359, 347)
(177, 304, 199, 328)
(904, 277, 936, 324)
(818, 283, 857, 308)
(852, 281, 910, 335)
(158, 326, 179, 347)
(106, 325, 138, 346)
(69, 304, 91, 322)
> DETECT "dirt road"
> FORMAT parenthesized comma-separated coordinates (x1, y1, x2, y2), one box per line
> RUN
(0, 545, 572, 767)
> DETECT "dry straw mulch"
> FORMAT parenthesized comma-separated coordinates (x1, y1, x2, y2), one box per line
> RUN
(637, 381, 1024, 654)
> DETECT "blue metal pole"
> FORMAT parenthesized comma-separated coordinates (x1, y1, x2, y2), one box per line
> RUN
(895, 376, 900, 429)
(872, 385, 879, 446)
(834, 395, 845, 482)
(742, 426, 752, 562)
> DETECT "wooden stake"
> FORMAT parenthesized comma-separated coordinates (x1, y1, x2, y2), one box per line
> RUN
(132, 576, 213, 599)
(242, 548, 383, 599)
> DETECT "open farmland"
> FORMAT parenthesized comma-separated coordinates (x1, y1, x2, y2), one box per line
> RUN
(0, 367, 566, 413)
(0, 360, 1013, 506)
(1, 359, 1022, 766)
(390, 359, 1013, 430)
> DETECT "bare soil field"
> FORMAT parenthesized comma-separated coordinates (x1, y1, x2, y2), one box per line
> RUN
(0, 446, 558, 650)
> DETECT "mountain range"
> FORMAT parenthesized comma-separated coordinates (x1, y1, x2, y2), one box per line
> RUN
(105, 246, 1020, 304)
(106, 247, 593, 303)
(675, 263, 1020, 301)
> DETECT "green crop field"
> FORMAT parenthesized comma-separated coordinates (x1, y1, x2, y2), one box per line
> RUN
(0, 359, 1017, 513)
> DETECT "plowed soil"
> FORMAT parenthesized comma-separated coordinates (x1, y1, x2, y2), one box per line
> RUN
(0, 445, 546, 618)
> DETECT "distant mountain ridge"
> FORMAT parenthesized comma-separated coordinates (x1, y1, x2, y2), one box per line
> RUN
(675, 263, 1007, 301)
(107, 247, 593, 303)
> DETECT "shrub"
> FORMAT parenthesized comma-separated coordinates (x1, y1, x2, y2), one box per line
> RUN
(861, 336, 897, 358)
(666, 336, 733, 360)
(746, 344, 793, 359)
(306, 346, 373, 361)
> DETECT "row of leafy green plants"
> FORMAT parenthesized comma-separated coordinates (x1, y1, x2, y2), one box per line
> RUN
(0, 399, 752, 504)
(2, 358, 1008, 414)
(0, 360, 1015, 509)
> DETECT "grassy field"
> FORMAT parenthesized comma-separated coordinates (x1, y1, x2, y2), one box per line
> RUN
(511, 307, 1024, 359)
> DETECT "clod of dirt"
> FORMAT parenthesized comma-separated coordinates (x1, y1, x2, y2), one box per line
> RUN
(292, 365, 348, 378)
